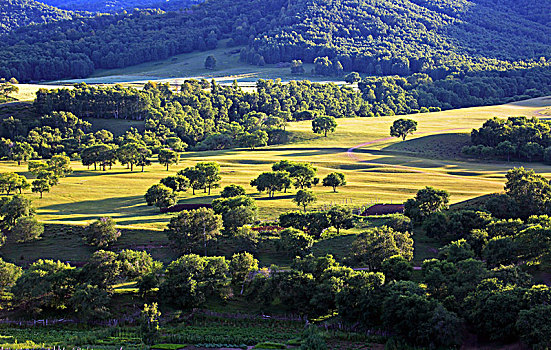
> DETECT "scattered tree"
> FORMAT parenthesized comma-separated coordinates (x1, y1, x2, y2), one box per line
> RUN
(10, 216, 44, 243)
(322, 172, 346, 192)
(158, 149, 179, 171)
(279, 228, 314, 257)
(327, 206, 354, 234)
(165, 207, 223, 254)
(390, 119, 418, 140)
(293, 189, 317, 211)
(312, 116, 337, 137)
(83, 217, 121, 248)
(144, 184, 176, 210)
(32, 179, 50, 198)
(220, 184, 246, 198)
(140, 303, 161, 345)
(204, 55, 217, 70)
(350, 226, 414, 270)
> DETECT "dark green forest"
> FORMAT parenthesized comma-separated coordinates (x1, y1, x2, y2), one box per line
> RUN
(0, 0, 284, 81)
(1, 0, 550, 84)
(39, 0, 203, 12)
(0, 0, 73, 35)
(0, 79, 369, 161)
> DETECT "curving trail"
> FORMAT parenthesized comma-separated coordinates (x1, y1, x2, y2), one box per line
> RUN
(345, 128, 502, 184)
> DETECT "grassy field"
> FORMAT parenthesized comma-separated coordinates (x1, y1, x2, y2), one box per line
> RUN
(50, 41, 351, 87)
(0, 96, 550, 265)
(0, 96, 549, 231)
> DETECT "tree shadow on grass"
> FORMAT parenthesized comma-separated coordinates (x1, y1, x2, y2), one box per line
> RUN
(72, 170, 141, 177)
(184, 146, 346, 159)
(38, 195, 151, 217)
(253, 194, 295, 201)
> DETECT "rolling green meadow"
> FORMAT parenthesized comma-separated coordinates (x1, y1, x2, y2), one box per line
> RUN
(2, 96, 550, 230)
(1, 92, 550, 267)
(2, 0, 551, 347)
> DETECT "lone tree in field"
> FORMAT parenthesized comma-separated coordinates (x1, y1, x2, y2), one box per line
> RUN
(323, 172, 346, 192)
(204, 55, 217, 70)
(293, 189, 317, 211)
(158, 149, 179, 171)
(390, 119, 418, 140)
(312, 116, 338, 137)
(145, 184, 176, 210)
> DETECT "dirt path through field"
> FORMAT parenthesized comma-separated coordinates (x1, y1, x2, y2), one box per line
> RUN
(345, 128, 502, 184)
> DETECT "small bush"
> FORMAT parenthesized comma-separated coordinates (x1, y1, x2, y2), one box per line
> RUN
(254, 341, 287, 349)
(151, 344, 187, 350)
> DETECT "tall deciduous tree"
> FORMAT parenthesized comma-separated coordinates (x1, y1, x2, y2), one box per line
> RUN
(196, 162, 221, 195)
(158, 148, 179, 171)
(293, 189, 317, 211)
(322, 172, 346, 192)
(144, 184, 176, 210)
(390, 118, 418, 140)
(350, 226, 414, 270)
(32, 179, 50, 198)
(250, 171, 290, 197)
(83, 217, 121, 248)
(312, 116, 337, 137)
(327, 206, 354, 234)
(404, 186, 450, 223)
(10, 141, 34, 165)
(165, 207, 222, 254)
(204, 55, 217, 70)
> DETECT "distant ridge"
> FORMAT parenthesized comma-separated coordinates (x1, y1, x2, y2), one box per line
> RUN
(0, 0, 549, 83)
(0, 0, 73, 34)
(38, 0, 203, 12)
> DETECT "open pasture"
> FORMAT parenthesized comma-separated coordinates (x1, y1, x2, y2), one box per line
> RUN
(51, 43, 349, 87)
(0, 96, 549, 231)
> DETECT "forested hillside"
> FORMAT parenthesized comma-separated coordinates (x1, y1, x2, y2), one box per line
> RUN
(39, 0, 203, 12)
(0, 0, 550, 89)
(0, 0, 285, 81)
(243, 0, 551, 76)
(0, 0, 73, 35)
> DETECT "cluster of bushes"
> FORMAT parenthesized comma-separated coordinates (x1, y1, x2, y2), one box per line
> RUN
(391, 167, 551, 348)
(358, 70, 551, 117)
(464, 116, 551, 162)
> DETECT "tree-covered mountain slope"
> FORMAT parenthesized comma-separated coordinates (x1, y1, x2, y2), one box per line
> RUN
(0, 0, 549, 82)
(243, 0, 551, 77)
(38, 0, 203, 12)
(0, 0, 73, 35)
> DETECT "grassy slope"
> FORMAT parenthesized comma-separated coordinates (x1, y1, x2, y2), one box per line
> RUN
(51, 43, 348, 86)
(0, 96, 549, 229)
(0, 96, 549, 265)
